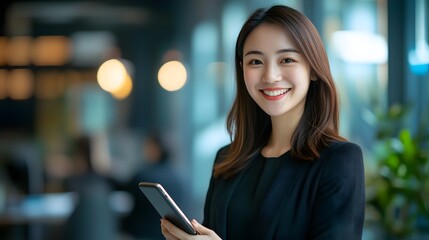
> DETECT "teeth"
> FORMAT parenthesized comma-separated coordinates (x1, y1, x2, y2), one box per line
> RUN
(263, 88, 290, 96)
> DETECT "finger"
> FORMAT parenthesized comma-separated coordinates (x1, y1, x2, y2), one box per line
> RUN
(161, 220, 180, 240)
(191, 219, 216, 237)
(161, 224, 178, 240)
(161, 219, 190, 239)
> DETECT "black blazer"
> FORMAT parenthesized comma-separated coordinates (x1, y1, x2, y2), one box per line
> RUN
(202, 141, 365, 240)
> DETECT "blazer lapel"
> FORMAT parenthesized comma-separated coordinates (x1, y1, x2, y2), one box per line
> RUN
(212, 157, 259, 238)
(255, 157, 307, 239)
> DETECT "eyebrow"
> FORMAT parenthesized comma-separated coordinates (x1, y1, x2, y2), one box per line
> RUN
(244, 48, 300, 56)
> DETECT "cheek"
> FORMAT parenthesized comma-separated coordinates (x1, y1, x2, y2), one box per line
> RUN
(243, 69, 260, 86)
(243, 72, 259, 100)
(288, 69, 311, 86)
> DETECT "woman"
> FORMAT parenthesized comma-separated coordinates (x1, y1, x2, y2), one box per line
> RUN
(161, 5, 365, 240)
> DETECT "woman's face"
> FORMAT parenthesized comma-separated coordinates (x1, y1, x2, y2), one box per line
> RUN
(242, 23, 313, 118)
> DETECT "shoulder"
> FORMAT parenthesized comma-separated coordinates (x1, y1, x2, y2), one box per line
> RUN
(321, 141, 362, 158)
(318, 141, 364, 178)
(214, 144, 231, 164)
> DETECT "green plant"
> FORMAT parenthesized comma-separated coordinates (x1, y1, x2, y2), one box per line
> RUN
(366, 104, 429, 237)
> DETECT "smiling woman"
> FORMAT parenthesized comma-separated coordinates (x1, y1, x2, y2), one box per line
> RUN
(242, 23, 313, 119)
(160, 4, 365, 240)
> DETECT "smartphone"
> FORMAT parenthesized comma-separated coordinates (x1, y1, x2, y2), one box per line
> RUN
(138, 182, 197, 235)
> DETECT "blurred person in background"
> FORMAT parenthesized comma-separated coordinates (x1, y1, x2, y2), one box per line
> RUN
(1, 154, 29, 196)
(120, 133, 186, 240)
(161, 4, 365, 240)
(0, 153, 30, 239)
(63, 135, 118, 240)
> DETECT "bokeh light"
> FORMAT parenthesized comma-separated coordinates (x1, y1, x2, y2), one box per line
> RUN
(35, 71, 66, 99)
(157, 60, 187, 91)
(6, 36, 32, 66)
(0, 70, 7, 99)
(332, 31, 387, 64)
(32, 36, 71, 66)
(8, 69, 34, 100)
(97, 59, 127, 92)
(111, 74, 133, 100)
(0, 37, 7, 65)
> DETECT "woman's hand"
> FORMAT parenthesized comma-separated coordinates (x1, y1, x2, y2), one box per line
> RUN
(161, 218, 221, 240)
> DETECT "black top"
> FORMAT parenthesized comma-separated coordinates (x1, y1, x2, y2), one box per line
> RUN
(227, 151, 289, 239)
(203, 141, 365, 240)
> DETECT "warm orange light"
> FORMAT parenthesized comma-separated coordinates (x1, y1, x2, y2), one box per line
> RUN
(97, 59, 127, 92)
(35, 71, 66, 99)
(8, 69, 34, 100)
(65, 70, 83, 87)
(6, 36, 32, 66)
(32, 36, 71, 66)
(0, 70, 7, 99)
(0, 37, 7, 65)
(111, 74, 133, 100)
(157, 60, 187, 91)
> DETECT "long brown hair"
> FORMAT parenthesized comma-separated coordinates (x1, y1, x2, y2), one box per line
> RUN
(214, 5, 345, 179)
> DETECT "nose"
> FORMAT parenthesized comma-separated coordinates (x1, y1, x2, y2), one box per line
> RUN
(262, 62, 282, 83)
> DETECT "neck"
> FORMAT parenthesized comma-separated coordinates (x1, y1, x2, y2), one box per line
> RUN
(262, 109, 303, 157)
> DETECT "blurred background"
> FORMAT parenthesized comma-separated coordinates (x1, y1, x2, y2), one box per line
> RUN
(0, 0, 428, 239)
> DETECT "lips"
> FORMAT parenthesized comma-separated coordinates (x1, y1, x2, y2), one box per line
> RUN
(261, 88, 291, 97)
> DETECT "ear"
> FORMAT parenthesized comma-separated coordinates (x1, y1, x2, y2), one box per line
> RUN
(240, 61, 243, 68)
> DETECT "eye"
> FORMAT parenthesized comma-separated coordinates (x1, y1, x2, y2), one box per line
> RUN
(281, 58, 294, 64)
(248, 59, 263, 65)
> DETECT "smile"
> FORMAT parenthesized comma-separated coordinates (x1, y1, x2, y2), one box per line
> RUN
(262, 88, 291, 97)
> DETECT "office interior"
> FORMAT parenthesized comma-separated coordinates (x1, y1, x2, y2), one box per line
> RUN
(0, 0, 428, 239)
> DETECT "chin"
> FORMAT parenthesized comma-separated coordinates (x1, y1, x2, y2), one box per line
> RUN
(261, 109, 286, 117)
